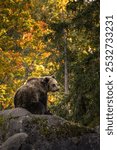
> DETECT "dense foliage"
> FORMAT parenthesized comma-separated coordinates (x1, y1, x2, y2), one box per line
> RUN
(0, 0, 99, 127)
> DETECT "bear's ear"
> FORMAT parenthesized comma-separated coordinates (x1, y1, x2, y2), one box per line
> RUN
(51, 75, 55, 79)
(44, 77, 50, 83)
(40, 77, 49, 85)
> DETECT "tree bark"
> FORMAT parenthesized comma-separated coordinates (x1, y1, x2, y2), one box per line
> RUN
(63, 29, 69, 94)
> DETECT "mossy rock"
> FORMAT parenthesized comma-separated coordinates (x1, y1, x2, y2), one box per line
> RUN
(21, 115, 94, 140)
(0, 108, 99, 150)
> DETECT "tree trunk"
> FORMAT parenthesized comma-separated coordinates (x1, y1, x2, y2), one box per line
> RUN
(63, 29, 69, 94)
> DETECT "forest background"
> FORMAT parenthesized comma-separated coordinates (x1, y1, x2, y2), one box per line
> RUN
(0, 0, 99, 127)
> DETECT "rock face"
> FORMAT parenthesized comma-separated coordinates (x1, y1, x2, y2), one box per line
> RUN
(0, 108, 99, 150)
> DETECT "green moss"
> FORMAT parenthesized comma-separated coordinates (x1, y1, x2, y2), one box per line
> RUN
(0, 115, 5, 128)
(30, 117, 92, 140)
(52, 122, 92, 139)
(88, 116, 100, 128)
(31, 117, 47, 125)
(31, 117, 51, 136)
(0, 115, 8, 141)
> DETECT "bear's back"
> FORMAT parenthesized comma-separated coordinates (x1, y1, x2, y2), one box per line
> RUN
(26, 77, 46, 93)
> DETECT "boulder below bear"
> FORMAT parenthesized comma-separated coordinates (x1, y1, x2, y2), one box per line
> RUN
(14, 75, 59, 114)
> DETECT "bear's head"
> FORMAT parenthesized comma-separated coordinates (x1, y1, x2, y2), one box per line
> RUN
(43, 75, 59, 92)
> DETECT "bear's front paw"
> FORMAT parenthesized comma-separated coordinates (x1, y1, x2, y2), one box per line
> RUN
(44, 110, 53, 115)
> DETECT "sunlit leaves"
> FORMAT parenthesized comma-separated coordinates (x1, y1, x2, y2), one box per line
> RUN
(0, 0, 61, 110)
(0, 0, 99, 128)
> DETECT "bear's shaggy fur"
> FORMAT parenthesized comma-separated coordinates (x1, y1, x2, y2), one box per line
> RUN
(14, 76, 59, 114)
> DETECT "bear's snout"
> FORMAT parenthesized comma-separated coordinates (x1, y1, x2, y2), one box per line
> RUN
(51, 86, 59, 92)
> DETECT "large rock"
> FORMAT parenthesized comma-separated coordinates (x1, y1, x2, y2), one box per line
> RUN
(0, 133, 31, 150)
(0, 108, 99, 150)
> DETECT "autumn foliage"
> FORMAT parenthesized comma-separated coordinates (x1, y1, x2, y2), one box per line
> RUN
(0, 0, 99, 127)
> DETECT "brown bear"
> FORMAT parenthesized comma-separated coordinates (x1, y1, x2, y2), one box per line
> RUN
(14, 75, 59, 114)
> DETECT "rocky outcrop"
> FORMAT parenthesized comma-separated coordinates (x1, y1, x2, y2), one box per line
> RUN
(0, 108, 99, 150)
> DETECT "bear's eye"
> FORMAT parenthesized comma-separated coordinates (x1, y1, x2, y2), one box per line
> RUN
(52, 84, 56, 87)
